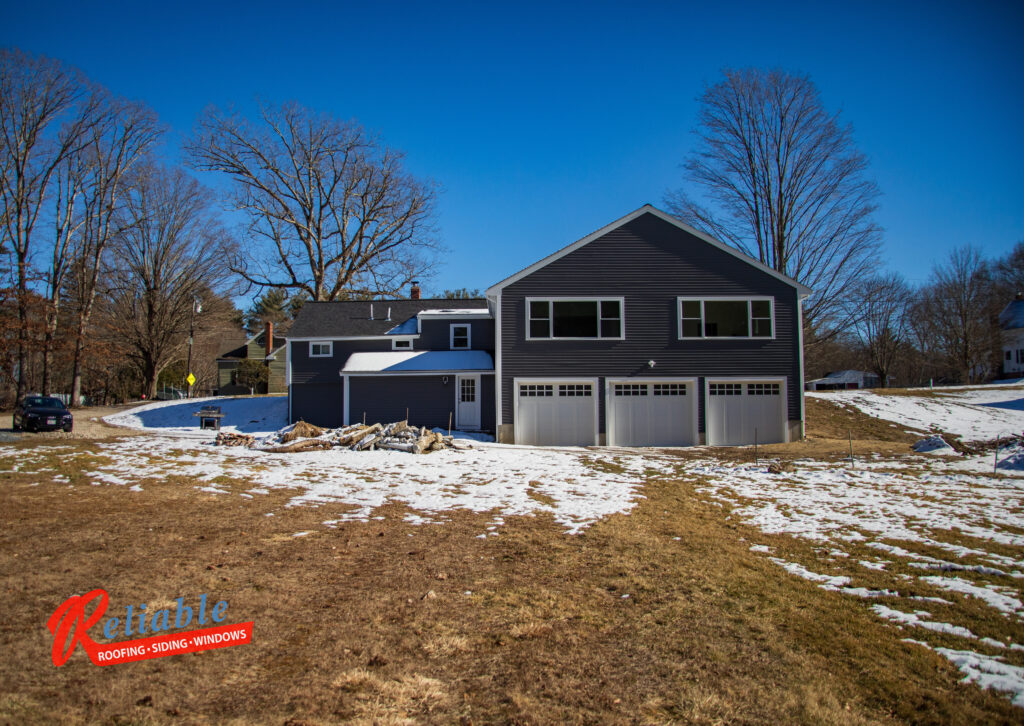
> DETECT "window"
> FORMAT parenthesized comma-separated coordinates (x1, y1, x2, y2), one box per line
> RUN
(614, 383, 647, 396)
(392, 339, 413, 350)
(309, 342, 333, 357)
(520, 384, 553, 397)
(709, 383, 743, 396)
(747, 383, 780, 396)
(653, 383, 687, 396)
(559, 384, 592, 397)
(450, 324, 470, 350)
(678, 298, 774, 339)
(527, 298, 624, 339)
(460, 377, 476, 402)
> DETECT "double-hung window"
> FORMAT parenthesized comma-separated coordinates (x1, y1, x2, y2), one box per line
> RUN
(309, 341, 333, 357)
(527, 298, 624, 340)
(450, 324, 471, 350)
(678, 298, 774, 339)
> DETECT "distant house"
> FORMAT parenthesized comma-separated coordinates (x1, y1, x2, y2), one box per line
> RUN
(285, 205, 811, 447)
(999, 295, 1024, 376)
(216, 322, 287, 395)
(805, 370, 887, 391)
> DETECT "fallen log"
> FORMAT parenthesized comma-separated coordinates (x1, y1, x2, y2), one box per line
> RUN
(262, 438, 334, 453)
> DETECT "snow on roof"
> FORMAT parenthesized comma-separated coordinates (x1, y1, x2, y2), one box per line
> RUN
(417, 309, 491, 317)
(341, 351, 494, 373)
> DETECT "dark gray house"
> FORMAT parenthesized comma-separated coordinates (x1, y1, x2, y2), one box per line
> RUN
(286, 296, 494, 430)
(287, 205, 811, 447)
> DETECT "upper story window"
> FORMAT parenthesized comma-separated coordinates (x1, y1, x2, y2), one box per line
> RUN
(527, 298, 624, 340)
(450, 324, 471, 350)
(309, 341, 333, 357)
(392, 339, 413, 351)
(678, 297, 773, 339)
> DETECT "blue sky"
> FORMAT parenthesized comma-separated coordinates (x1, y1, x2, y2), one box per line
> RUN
(2, 0, 1021, 298)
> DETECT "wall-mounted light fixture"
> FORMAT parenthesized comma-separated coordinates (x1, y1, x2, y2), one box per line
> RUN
(648, 360, 656, 368)
(442, 376, 449, 385)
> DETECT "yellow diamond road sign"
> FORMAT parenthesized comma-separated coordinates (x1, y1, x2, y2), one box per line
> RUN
(186, 373, 196, 386)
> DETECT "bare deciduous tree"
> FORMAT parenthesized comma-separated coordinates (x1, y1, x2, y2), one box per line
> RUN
(665, 68, 882, 337)
(66, 95, 162, 404)
(187, 101, 438, 301)
(0, 48, 101, 398)
(101, 164, 235, 399)
(849, 273, 912, 387)
(914, 246, 1000, 384)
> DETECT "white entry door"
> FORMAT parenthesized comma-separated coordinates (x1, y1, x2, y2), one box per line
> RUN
(456, 374, 481, 430)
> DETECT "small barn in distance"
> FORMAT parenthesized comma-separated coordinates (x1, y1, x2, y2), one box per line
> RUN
(805, 370, 887, 391)
(216, 322, 287, 395)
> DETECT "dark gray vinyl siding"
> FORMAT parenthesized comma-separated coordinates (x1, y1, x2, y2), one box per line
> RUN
(291, 382, 343, 427)
(349, 377, 457, 429)
(416, 318, 495, 352)
(290, 339, 389, 384)
(499, 213, 802, 432)
(480, 374, 495, 432)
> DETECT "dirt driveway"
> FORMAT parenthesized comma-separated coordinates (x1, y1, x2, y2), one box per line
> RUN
(0, 402, 149, 441)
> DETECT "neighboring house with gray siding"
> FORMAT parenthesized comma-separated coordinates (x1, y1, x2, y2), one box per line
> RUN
(288, 205, 810, 446)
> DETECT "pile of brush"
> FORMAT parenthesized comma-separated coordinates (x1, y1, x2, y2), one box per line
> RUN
(215, 420, 469, 454)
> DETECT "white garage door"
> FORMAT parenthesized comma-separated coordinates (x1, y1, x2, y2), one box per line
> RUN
(516, 381, 596, 446)
(607, 380, 697, 447)
(706, 380, 786, 446)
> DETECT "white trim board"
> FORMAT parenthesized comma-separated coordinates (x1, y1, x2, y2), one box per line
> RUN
(485, 204, 812, 298)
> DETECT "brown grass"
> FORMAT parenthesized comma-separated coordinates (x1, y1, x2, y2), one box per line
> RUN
(1, 435, 1019, 724)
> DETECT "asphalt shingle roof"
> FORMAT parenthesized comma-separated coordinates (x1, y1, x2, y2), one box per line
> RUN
(288, 299, 489, 338)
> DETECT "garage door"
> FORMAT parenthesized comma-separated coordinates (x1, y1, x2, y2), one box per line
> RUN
(607, 380, 697, 447)
(706, 380, 786, 446)
(515, 381, 596, 446)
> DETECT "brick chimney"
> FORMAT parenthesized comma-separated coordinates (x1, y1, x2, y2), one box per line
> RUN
(264, 321, 274, 358)
(410, 281, 421, 300)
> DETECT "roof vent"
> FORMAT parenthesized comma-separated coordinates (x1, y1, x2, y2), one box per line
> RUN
(370, 303, 374, 320)
(386, 307, 391, 321)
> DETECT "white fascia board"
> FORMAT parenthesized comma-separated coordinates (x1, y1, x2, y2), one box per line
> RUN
(485, 204, 812, 297)
(286, 335, 395, 342)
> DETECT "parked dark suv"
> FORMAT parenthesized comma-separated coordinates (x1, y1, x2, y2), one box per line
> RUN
(13, 395, 73, 432)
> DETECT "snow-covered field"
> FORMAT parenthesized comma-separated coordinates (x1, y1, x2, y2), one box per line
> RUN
(10, 389, 1024, 706)
(700, 383, 1024, 706)
(808, 384, 1024, 442)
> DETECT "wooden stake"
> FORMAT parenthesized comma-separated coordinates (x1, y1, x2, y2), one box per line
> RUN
(849, 430, 854, 466)
(448, 411, 453, 437)
(754, 427, 758, 464)
(406, 407, 409, 422)
(995, 435, 1000, 474)
(362, 411, 366, 425)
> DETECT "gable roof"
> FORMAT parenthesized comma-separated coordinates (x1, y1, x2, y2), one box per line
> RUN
(288, 298, 489, 339)
(485, 204, 812, 297)
(1000, 299, 1024, 330)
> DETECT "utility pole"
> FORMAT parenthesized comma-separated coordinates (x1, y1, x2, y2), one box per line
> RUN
(186, 296, 202, 398)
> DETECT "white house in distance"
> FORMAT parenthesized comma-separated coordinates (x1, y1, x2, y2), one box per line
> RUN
(999, 295, 1024, 376)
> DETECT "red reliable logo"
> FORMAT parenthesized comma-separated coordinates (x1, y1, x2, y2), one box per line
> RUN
(48, 589, 253, 667)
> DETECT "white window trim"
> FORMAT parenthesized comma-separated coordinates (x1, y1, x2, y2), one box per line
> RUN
(450, 323, 471, 350)
(677, 296, 775, 340)
(524, 296, 626, 341)
(309, 341, 333, 358)
(391, 338, 414, 351)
